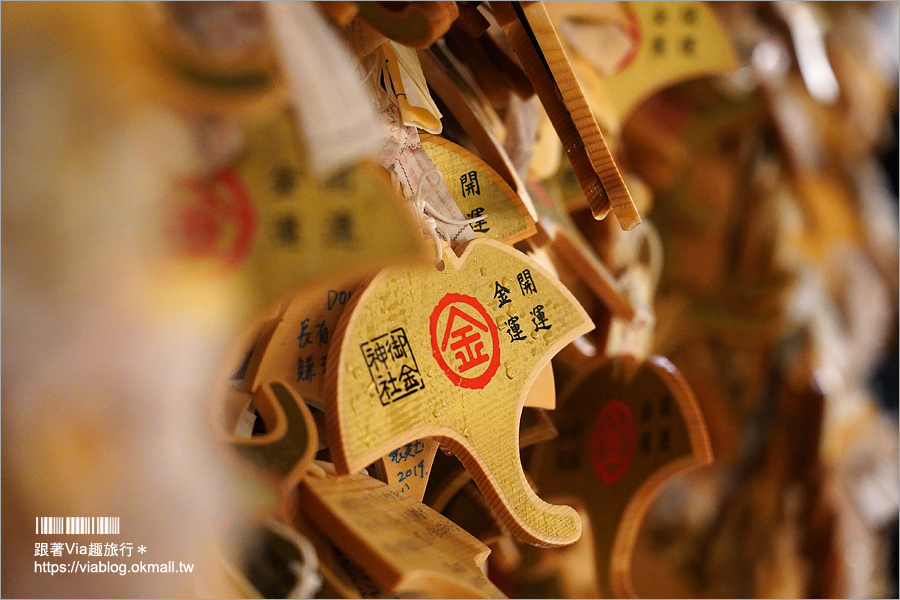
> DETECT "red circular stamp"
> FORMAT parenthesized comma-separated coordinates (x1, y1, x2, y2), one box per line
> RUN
(429, 293, 500, 389)
(590, 399, 636, 484)
(166, 168, 257, 269)
(615, 5, 643, 73)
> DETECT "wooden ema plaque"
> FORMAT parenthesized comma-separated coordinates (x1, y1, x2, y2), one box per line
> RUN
(244, 281, 553, 501)
(160, 112, 427, 321)
(529, 355, 712, 597)
(298, 468, 506, 598)
(326, 239, 593, 547)
(243, 280, 360, 408)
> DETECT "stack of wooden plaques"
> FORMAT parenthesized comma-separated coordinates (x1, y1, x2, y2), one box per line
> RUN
(3, 2, 896, 599)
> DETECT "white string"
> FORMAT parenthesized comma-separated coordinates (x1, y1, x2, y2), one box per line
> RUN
(359, 52, 477, 267)
(288, 534, 323, 599)
(410, 167, 486, 266)
(612, 222, 663, 358)
(263, 519, 322, 599)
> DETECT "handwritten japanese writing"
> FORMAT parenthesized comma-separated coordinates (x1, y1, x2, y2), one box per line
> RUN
(297, 318, 312, 348)
(297, 356, 316, 381)
(316, 320, 329, 345)
(396, 459, 426, 492)
(388, 440, 426, 464)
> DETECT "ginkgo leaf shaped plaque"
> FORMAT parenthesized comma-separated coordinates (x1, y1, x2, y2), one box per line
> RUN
(160, 112, 427, 321)
(530, 355, 713, 596)
(326, 239, 594, 547)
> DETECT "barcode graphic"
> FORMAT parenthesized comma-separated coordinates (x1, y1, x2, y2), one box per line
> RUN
(36, 517, 119, 535)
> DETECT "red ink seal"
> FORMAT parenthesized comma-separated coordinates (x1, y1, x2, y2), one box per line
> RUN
(614, 6, 643, 73)
(430, 293, 500, 389)
(166, 168, 257, 269)
(590, 399, 636, 484)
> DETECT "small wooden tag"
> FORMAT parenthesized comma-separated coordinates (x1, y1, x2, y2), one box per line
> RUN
(327, 239, 593, 547)
(444, 23, 513, 109)
(288, 509, 365, 599)
(298, 468, 506, 598)
(529, 355, 712, 596)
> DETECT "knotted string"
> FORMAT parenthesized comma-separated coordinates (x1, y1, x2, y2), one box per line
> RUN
(411, 167, 487, 266)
